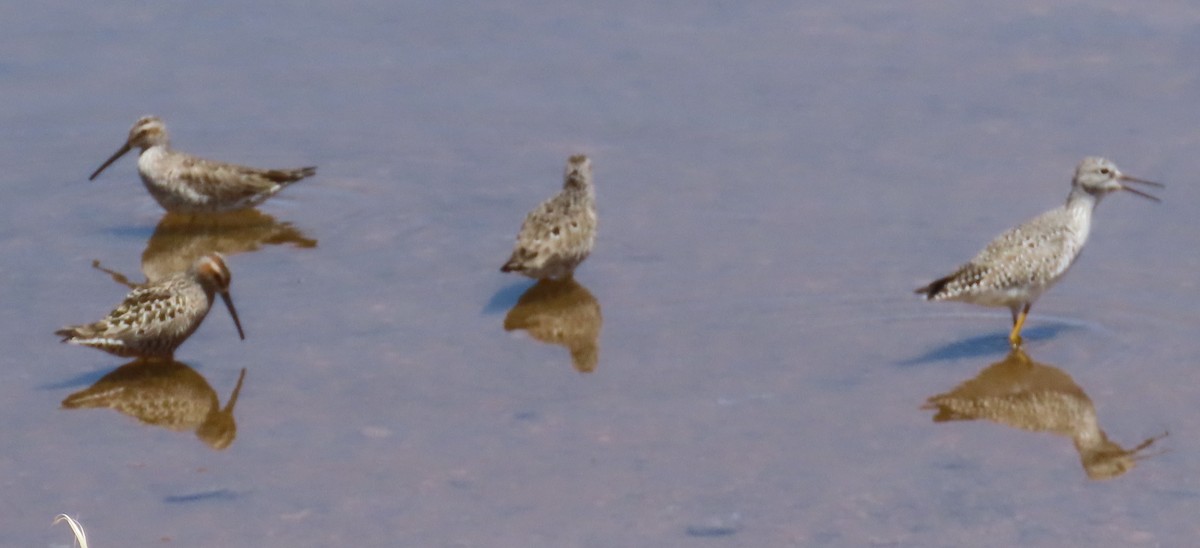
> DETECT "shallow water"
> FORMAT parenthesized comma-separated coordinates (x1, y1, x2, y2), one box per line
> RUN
(4, 1, 1200, 547)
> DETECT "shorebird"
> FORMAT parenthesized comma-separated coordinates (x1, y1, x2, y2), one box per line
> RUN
(89, 116, 316, 213)
(57, 253, 245, 358)
(915, 157, 1162, 346)
(501, 154, 597, 280)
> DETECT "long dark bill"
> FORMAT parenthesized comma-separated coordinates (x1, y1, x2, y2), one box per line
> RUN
(220, 291, 247, 340)
(1119, 175, 1163, 202)
(89, 142, 132, 180)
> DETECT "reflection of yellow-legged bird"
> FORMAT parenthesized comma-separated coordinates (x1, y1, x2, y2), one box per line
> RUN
(924, 348, 1166, 480)
(916, 157, 1161, 347)
(89, 116, 315, 213)
(57, 253, 245, 358)
(63, 361, 247, 450)
(504, 278, 602, 373)
(502, 155, 597, 280)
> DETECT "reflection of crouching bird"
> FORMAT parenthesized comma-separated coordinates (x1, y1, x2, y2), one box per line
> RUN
(501, 155, 597, 280)
(504, 278, 602, 373)
(57, 253, 244, 359)
(63, 361, 247, 450)
(924, 348, 1166, 480)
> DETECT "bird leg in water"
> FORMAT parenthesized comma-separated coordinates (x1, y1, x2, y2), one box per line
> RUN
(1009, 303, 1031, 347)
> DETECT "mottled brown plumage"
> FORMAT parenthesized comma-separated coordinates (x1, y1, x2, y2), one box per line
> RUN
(502, 154, 597, 280)
(90, 116, 316, 213)
(57, 253, 245, 358)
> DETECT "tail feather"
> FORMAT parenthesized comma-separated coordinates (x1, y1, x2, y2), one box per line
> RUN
(501, 247, 531, 273)
(56, 321, 108, 342)
(55, 326, 83, 341)
(914, 274, 954, 300)
(264, 166, 317, 184)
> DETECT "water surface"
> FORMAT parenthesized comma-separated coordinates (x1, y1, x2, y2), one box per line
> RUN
(3, 2, 1200, 546)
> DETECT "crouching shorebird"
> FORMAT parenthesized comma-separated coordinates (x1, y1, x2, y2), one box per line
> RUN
(89, 116, 316, 213)
(57, 253, 245, 359)
(915, 157, 1162, 347)
(501, 154, 597, 280)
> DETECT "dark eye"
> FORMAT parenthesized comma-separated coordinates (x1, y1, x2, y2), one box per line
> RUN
(1099, 168, 1111, 175)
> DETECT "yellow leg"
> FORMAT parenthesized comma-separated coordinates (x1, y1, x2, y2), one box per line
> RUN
(1009, 304, 1030, 348)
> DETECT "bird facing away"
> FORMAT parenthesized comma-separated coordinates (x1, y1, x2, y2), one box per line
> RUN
(501, 154, 597, 280)
(915, 157, 1162, 347)
(57, 253, 245, 358)
(89, 116, 316, 213)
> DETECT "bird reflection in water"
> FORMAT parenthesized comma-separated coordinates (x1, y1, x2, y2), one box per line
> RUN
(93, 209, 316, 286)
(923, 348, 1166, 480)
(504, 278, 602, 373)
(62, 360, 247, 450)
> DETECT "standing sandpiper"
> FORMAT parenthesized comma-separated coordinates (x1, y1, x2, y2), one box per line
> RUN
(501, 154, 597, 280)
(57, 253, 245, 358)
(89, 116, 316, 213)
(915, 157, 1162, 346)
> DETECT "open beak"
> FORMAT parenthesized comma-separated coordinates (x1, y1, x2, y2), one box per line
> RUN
(1118, 174, 1163, 202)
(89, 142, 132, 180)
(219, 291, 246, 340)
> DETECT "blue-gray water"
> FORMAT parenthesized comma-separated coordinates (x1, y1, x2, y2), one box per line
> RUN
(3, 2, 1200, 546)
